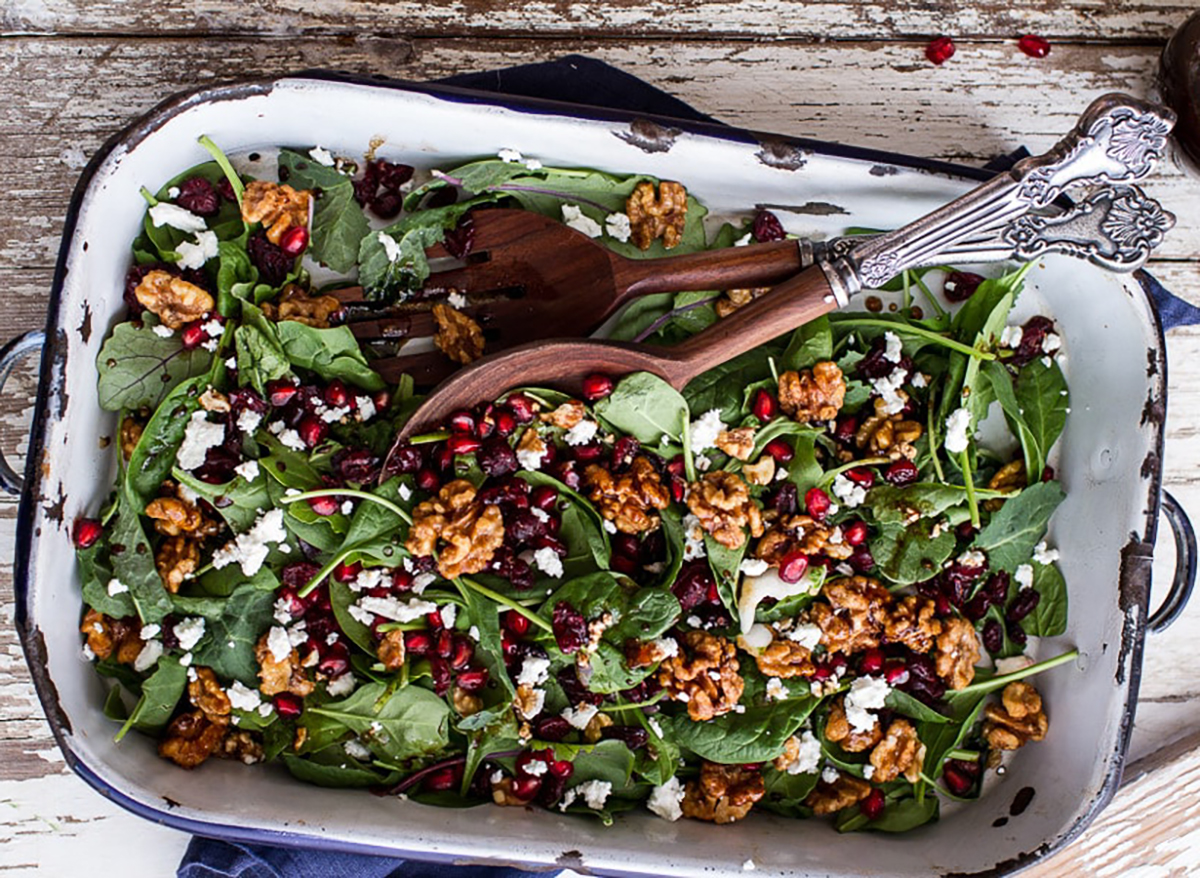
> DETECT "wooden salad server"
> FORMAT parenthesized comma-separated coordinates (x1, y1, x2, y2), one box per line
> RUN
(383, 93, 1175, 460)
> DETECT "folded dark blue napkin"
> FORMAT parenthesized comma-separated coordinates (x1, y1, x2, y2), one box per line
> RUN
(178, 54, 1200, 878)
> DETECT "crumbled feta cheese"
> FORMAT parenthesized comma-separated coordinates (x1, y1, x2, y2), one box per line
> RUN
(176, 410, 226, 471)
(603, 519, 618, 534)
(844, 675, 891, 733)
(133, 639, 163, 672)
(139, 624, 161, 640)
(870, 368, 909, 415)
(106, 578, 129, 596)
(81, 644, 96, 661)
(911, 372, 928, 388)
(944, 407, 972, 454)
(574, 779, 612, 810)
(149, 202, 207, 233)
(167, 186, 180, 199)
(237, 408, 263, 435)
(234, 460, 260, 482)
(412, 572, 436, 593)
(210, 509, 287, 576)
(689, 409, 725, 454)
(1033, 541, 1060, 565)
(787, 731, 823, 775)
(786, 623, 823, 650)
(468, 625, 480, 641)
(821, 766, 840, 784)
(447, 291, 467, 309)
(278, 428, 306, 451)
(605, 212, 632, 243)
(176, 230, 219, 270)
(200, 337, 219, 352)
(649, 637, 679, 659)
(1042, 333, 1062, 354)
(562, 204, 602, 238)
(524, 759, 548, 777)
(524, 158, 543, 170)
(152, 323, 175, 338)
(957, 550, 986, 568)
(180, 652, 193, 666)
(739, 558, 770, 577)
(377, 231, 403, 263)
(562, 703, 599, 730)
(862, 765, 875, 780)
(532, 546, 564, 578)
(516, 443, 544, 471)
(273, 597, 294, 625)
(174, 617, 206, 651)
(436, 605, 456, 631)
(1014, 564, 1034, 589)
(347, 604, 375, 626)
(287, 624, 309, 648)
(686, 615, 703, 628)
(1000, 326, 1024, 348)
(695, 453, 712, 472)
(397, 482, 412, 502)
(352, 567, 390, 594)
(563, 418, 599, 447)
(266, 626, 292, 663)
(227, 681, 263, 712)
(356, 396, 377, 422)
(497, 148, 522, 163)
(765, 677, 788, 701)
(344, 738, 373, 761)
(517, 656, 551, 687)
(327, 673, 357, 697)
(340, 500, 355, 516)
(883, 331, 903, 363)
(309, 146, 336, 166)
(357, 596, 439, 623)
(682, 513, 707, 560)
(646, 776, 685, 821)
(832, 473, 868, 508)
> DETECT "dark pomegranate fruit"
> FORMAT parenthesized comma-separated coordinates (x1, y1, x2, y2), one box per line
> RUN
(769, 482, 799, 516)
(455, 666, 490, 692)
(423, 765, 462, 792)
(180, 322, 206, 349)
(405, 630, 433, 656)
(843, 520, 869, 546)
(443, 215, 475, 259)
(273, 692, 303, 719)
(925, 36, 956, 65)
(601, 725, 649, 750)
(943, 764, 974, 796)
(778, 551, 809, 584)
(552, 602, 588, 654)
(763, 438, 794, 464)
(429, 656, 452, 696)
(73, 518, 102, 549)
(943, 271, 985, 303)
(385, 443, 425, 476)
(582, 373, 615, 401)
(297, 415, 327, 448)
(247, 232, 295, 287)
(176, 177, 220, 216)
(752, 210, 786, 242)
(1011, 315, 1057, 366)
(751, 389, 778, 421)
(805, 487, 832, 521)
(859, 648, 885, 674)
(845, 467, 875, 488)
(332, 561, 362, 583)
(1017, 34, 1051, 58)
(535, 715, 572, 741)
(279, 225, 310, 257)
(859, 788, 886, 820)
(884, 459, 919, 486)
(332, 448, 379, 484)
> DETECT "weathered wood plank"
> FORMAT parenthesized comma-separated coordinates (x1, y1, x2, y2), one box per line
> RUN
(3, 37, 1200, 275)
(0, 0, 1194, 42)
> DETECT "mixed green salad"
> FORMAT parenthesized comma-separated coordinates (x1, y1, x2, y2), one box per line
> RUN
(76, 137, 1074, 833)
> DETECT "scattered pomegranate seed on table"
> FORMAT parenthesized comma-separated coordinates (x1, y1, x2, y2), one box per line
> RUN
(1018, 34, 1052, 58)
(926, 36, 956, 65)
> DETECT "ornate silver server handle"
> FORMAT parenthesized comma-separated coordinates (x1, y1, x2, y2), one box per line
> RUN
(820, 93, 1176, 301)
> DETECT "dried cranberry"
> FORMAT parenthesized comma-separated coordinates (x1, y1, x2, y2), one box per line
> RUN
(832, 415, 858, 447)
(1011, 316, 1056, 367)
(332, 448, 380, 484)
(752, 210, 786, 242)
(217, 178, 236, 203)
(763, 438, 794, 464)
(859, 788, 886, 820)
(982, 619, 1003, 653)
(490, 546, 534, 589)
(551, 461, 581, 491)
(1007, 588, 1041, 622)
(943, 765, 974, 796)
(944, 562, 983, 606)
(925, 36, 956, 65)
(769, 483, 799, 516)
(943, 271, 984, 303)
(73, 518, 102, 549)
(281, 562, 322, 591)
(557, 666, 604, 707)
(477, 440, 518, 477)
(601, 726, 649, 750)
(273, 692, 303, 719)
(582, 373, 615, 401)
(778, 551, 809, 584)
(571, 442, 605, 463)
(176, 177, 220, 216)
(963, 595, 990, 622)
(847, 546, 875, 574)
(429, 656, 452, 696)
(384, 443, 425, 477)
(507, 509, 549, 544)
(352, 161, 381, 206)
(535, 715, 572, 742)
(805, 488, 832, 521)
(612, 436, 641, 469)
(672, 560, 716, 612)
(1006, 619, 1028, 648)
(612, 533, 641, 559)
(443, 216, 475, 259)
(378, 160, 414, 192)
(1018, 34, 1051, 58)
(984, 571, 1011, 606)
(843, 520, 869, 546)
(369, 191, 403, 220)
(884, 459, 919, 486)
(611, 554, 639, 575)
(247, 232, 295, 287)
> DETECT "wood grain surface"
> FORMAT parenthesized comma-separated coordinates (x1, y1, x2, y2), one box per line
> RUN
(3, 6, 1200, 875)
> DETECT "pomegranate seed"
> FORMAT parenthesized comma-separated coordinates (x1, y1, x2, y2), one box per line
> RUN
(446, 434, 481, 456)
(273, 692, 303, 719)
(549, 760, 574, 779)
(752, 210, 786, 242)
(318, 643, 350, 677)
(805, 488, 832, 522)
(415, 468, 439, 492)
(435, 629, 454, 659)
(276, 585, 307, 618)
(667, 456, 686, 478)
(429, 656, 452, 695)
(751, 389, 778, 421)
(405, 630, 433, 656)
(582, 373, 615, 401)
(426, 609, 444, 630)
(1017, 34, 1051, 58)
(333, 561, 361, 583)
(846, 467, 875, 488)
(763, 438, 794, 464)
(860, 648, 885, 674)
(670, 477, 686, 503)
(843, 520, 869, 546)
(447, 409, 475, 435)
(175, 177, 220, 216)
(530, 485, 559, 511)
(323, 379, 349, 408)
(885, 662, 910, 685)
(456, 667, 489, 692)
(504, 610, 530, 637)
(180, 322, 205, 349)
(450, 636, 474, 670)
(423, 766, 460, 792)
(848, 546, 875, 573)
(372, 389, 391, 413)
(73, 518, 102, 549)
(434, 444, 455, 471)
(511, 776, 542, 800)
(279, 225, 310, 257)
(553, 601, 588, 654)
(493, 409, 517, 438)
(392, 571, 413, 593)
(778, 551, 809, 584)
(506, 393, 536, 423)
(611, 554, 639, 575)
(474, 403, 496, 440)
(266, 380, 298, 408)
(812, 664, 832, 680)
(298, 415, 327, 448)
(935, 595, 952, 616)
(925, 36, 956, 66)
(860, 788, 886, 820)
(884, 459, 919, 487)
(306, 495, 339, 516)
(943, 765, 973, 796)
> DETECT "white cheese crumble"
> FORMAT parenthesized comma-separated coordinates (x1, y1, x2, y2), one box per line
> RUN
(133, 640, 163, 673)
(309, 146, 336, 166)
(211, 509, 288, 576)
(788, 730, 823, 775)
(356, 396, 377, 422)
(441, 604, 458, 629)
(278, 428, 306, 451)
(603, 519, 618, 534)
(682, 513, 707, 560)
(411, 572, 437, 593)
(234, 460, 260, 482)
(1042, 332, 1062, 354)
(562, 703, 599, 730)
(176, 410, 225, 471)
(821, 766, 840, 784)
(883, 331, 903, 363)
(149, 202, 207, 233)
(152, 323, 175, 338)
(957, 549, 986, 568)
(327, 673, 357, 697)
(573, 779, 612, 810)
(944, 407, 972, 454)
(377, 231, 403, 263)
(832, 473, 868, 508)
(106, 578, 129, 596)
(176, 229, 219, 270)
(468, 625, 481, 641)
(532, 546, 564, 579)
(844, 675, 891, 733)
(862, 765, 875, 780)
(562, 204, 602, 238)
(870, 368, 909, 415)
(516, 440, 545, 471)
(688, 409, 725, 454)
(517, 656, 551, 687)
(734, 232, 753, 246)
(1000, 326, 1024, 348)
(174, 617, 206, 651)
(273, 597, 293, 625)
(786, 623, 823, 650)
(140, 624, 161, 640)
(237, 408, 263, 435)
(1014, 564, 1034, 589)
(739, 557, 770, 577)
(341, 500, 355, 515)
(646, 776, 685, 821)
(446, 291, 467, 309)
(1033, 541, 1060, 565)
(266, 626, 292, 663)
(227, 681, 263, 712)
(605, 212, 632, 243)
(357, 596, 438, 623)
(525, 158, 543, 170)
(649, 636, 679, 659)
(911, 372, 928, 389)
(563, 418, 599, 447)
(766, 677, 788, 701)
(497, 148, 522, 163)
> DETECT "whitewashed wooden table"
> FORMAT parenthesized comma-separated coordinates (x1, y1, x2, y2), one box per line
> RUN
(3, 3, 1200, 875)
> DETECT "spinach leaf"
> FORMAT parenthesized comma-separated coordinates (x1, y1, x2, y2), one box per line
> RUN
(278, 150, 368, 273)
(864, 484, 965, 526)
(235, 323, 290, 395)
(519, 470, 611, 565)
(782, 316, 834, 370)
(125, 375, 206, 508)
(569, 739, 637, 790)
(704, 534, 746, 620)
(79, 540, 137, 618)
(683, 347, 781, 425)
(115, 655, 187, 740)
(276, 321, 386, 391)
(329, 579, 375, 654)
(173, 467, 270, 533)
(281, 747, 394, 788)
(787, 431, 824, 494)
(594, 372, 689, 445)
(873, 518, 956, 585)
(667, 697, 819, 763)
(109, 497, 174, 624)
(191, 583, 277, 686)
(983, 360, 1041, 479)
(1014, 356, 1069, 479)
(971, 481, 1065, 572)
(308, 682, 451, 765)
(962, 291, 1013, 428)
(760, 767, 819, 818)
(96, 320, 213, 413)
(836, 791, 938, 833)
(885, 688, 950, 724)
(1022, 561, 1068, 637)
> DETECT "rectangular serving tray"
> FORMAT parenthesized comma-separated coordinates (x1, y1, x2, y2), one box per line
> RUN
(14, 72, 1172, 877)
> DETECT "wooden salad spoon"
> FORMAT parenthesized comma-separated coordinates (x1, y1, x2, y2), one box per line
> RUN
(383, 94, 1175, 460)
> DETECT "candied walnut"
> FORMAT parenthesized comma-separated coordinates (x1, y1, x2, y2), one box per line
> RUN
(983, 682, 1048, 750)
(804, 774, 872, 815)
(585, 457, 670, 535)
(189, 667, 232, 721)
(198, 388, 231, 413)
(134, 269, 214, 330)
(405, 479, 505, 579)
(492, 776, 533, 806)
(883, 596, 943, 653)
(540, 400, 586, 430)
(159, 709, 229, 769)
(686, 470, 764, 550)
(715, 427, 756, 461)
(855, 396, 923, 461)
(658, 630, 744, 721)
(155, 535, 200, 593)
(624, 637, 678, 668)
(452, 685, 483, 717)
(255, 633, 315, 698)
(241, 180, 311, 245)
(120, 417, 144, 460)
(743, 456, 776, 486)
(626, 180, 688, 251)
(811, 576, 894, 656)
(778, 362, 845, 423)
(377, 629, 406, 671)
(751, 629, 817, 679)
(715, 287, 770, 319)
(773, 735, 802, 773)
(80, 609, 143, 664)
(513, 683, 544, 720)
(219, 730, 264, 765)
(935, 617, 980, 690)
(431, 303, 484, 364)
(984, 460, 1028, 511)
(680, 763, 765, 824)
(756, 514, 853, 564)
(825, 696, 883, 752)
(260, 283, 342, 329)
(583, 711, 615, 744)
(145, 495, 217, 538)
(869, 718, 924, 783)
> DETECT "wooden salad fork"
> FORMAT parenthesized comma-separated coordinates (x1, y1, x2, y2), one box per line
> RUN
(381, 93, 1174, 460)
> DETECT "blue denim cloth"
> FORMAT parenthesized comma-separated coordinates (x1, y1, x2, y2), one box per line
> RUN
(178, 54, 1200, 878)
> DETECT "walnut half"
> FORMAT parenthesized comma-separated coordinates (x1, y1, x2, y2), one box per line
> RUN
(680, 762, 764, 824)
(405, 479, 505, 579)
(983, 682, 1048, 750)
(658, 630, 744, 721)
(626, 181, 688, 250)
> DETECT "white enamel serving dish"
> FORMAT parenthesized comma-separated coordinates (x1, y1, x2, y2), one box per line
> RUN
(8, 72, 1197, 877)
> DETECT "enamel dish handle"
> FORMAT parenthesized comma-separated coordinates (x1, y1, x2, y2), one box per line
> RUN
(0, 329, 45, 495)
